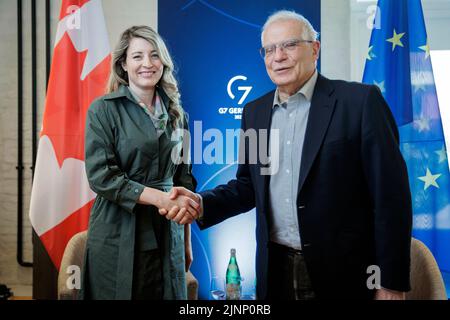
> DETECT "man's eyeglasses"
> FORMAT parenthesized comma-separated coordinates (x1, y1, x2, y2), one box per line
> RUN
(260, 39, 313, 59)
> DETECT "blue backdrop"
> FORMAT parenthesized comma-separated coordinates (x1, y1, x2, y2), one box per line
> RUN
(158, 0, 321, 299)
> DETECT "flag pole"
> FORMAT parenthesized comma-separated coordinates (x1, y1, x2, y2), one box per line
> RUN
(16, 0, 33, 268)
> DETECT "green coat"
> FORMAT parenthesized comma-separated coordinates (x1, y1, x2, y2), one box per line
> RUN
(79, 85, 196, 300)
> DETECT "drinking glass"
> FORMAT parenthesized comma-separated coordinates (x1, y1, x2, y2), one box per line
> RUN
(210, 276, 225, 300)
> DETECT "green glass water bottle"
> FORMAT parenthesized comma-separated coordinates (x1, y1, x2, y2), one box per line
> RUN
(226, 248, 241, 300)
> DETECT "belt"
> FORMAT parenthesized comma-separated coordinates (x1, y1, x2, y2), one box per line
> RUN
(268, 241, 303, 256)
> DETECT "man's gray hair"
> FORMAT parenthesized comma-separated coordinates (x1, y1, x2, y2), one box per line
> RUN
(261, 10, 319, 44)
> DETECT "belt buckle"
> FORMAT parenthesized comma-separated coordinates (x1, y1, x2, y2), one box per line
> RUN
(288, 247, 302, 256)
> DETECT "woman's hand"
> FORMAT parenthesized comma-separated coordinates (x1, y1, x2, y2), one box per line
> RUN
(158, 191, 200, 224)
(138, 187, 200, 224)
(158, 187, 203, 224)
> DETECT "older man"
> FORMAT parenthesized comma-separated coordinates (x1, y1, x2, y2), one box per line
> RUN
(162, 10, 412, 300)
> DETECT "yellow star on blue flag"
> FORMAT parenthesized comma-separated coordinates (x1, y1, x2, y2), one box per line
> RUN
(418, 168, 442, 190)
(435, 146, 448, 163)
(367, 46, 376, 60)
(386, 29, 406, 51)
(373, 80, 385, 93)
(419, 39, 431, 59)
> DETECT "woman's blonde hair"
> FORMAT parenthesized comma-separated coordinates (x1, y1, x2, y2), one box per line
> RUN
(107, 25, 183, 129)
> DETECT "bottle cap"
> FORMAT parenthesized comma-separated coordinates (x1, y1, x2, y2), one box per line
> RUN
(230, 248, 236, 255)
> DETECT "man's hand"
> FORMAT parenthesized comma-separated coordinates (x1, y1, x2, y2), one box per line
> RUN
(159, 187, 202, 224)
(374, 288, 406, 300)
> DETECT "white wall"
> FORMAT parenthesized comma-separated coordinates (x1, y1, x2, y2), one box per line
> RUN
(321, 0, 352, 80)
(432, 50, 450, 170)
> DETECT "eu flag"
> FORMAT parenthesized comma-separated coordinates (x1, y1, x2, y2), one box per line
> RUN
(363, 0, 450, 276)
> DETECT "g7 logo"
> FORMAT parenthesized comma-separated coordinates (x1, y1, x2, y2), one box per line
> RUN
(227, 75, 252, 105)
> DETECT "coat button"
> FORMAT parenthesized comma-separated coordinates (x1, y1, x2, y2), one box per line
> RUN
(298, 205, 306, 209)
(134, 189, 139, 193)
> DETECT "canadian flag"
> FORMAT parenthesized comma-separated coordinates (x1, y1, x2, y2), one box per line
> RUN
(29, 0, 110, 269)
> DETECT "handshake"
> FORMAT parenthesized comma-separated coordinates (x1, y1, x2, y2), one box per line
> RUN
(158, 187, 203, 225)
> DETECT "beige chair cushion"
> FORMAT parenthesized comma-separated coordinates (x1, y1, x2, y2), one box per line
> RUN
(406, 238, 447, 300)
(57, 230, 199, 300)
(58, 231, 87, 299)
(186, 270, 198, 300)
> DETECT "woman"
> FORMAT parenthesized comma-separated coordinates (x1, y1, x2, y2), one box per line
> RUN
(79, 26, 198, 300)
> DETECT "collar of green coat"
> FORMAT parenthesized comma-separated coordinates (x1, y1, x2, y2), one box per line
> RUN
(104, 85, 171, 109)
